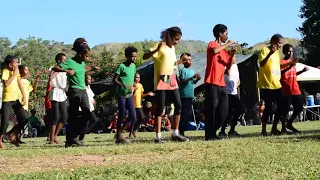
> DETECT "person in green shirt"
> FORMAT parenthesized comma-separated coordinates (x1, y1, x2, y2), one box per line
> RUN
(52, 38, 96, 148)
(113, 46, 137, 144)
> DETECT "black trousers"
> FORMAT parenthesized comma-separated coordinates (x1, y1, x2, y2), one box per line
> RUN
(79, 111, 99, 140)
(133, 108, 145, 132)
(155, 89, 182, 117)
(221, 94, 242, 132)
(1, 100, 28, 135)
(179, 98, 193, 133)
(204, 84, 228, 138)
(260, 88, 285, 124)
(66, 88, 91, 144)
(51, 100, 68, 125)
(283, 95, 303, 123)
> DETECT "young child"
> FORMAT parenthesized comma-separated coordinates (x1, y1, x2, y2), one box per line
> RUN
(280, 44, 308, 133)
(49, 53, 68, 144)
(178, 53, 201, 137)
(130, 72, 155, 138)
(113, 46, 138, 144)
(0, 55, 28, 148)
(143, 26, 189, 143)
(79, 73, 99, 142)
(53, 38, 94, 148)
(204, 24, 237, 141)
(28, 109, 44, 135)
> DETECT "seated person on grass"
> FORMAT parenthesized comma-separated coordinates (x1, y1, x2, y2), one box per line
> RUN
(28, 109, 45, 135)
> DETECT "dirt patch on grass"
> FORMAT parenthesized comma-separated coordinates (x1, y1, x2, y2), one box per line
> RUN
(0, 150, 195, 174)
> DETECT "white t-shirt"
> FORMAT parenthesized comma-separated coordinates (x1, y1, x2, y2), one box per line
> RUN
(49, 72, 67, 102)
(79, 85, 95, 112)
(225, 64, 240, 95)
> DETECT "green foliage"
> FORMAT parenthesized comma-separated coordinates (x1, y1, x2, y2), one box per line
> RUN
(298, 0, 320, 66)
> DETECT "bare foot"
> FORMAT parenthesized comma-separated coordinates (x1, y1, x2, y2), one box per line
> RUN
(54, 138, 60, 144)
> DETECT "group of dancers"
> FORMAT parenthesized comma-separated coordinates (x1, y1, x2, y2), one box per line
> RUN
(0, 24, 308, 148)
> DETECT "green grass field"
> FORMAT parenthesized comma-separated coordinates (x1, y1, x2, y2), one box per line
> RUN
(1, 121, 320, 180)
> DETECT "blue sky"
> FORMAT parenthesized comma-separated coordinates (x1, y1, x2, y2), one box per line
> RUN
(1, 0, 303, 46)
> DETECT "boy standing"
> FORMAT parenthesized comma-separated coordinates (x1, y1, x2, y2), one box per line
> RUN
(113, 46, 138, 144)
(178, 53, 201, 136)
(204, 24, 237, 140)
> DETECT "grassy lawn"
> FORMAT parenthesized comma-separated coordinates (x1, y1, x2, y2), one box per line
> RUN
(1, 121, 320, 179)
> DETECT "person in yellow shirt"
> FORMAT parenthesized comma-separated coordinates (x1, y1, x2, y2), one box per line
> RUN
(5, 65, 40, 144)
(258, 34, 297, 136)
(0, 55, 28, 148)
(143, 26, 188, 143)
(18, 65, 40, 110)
(130, 72, 155, 138)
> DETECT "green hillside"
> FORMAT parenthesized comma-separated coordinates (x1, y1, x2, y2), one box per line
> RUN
(251, 37, 300, 51)
(93, 40, 208, 54)
(93, 37, 301, 55)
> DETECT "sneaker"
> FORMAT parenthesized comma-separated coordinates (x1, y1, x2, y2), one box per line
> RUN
(280, 128, 289, 135)
(16, 139, 26, 144)
(154, 138, 166, 144)
(213, 134, 222, 140)
(261, 131, 268, 137)
(65, 140, 86, 148)
(286, 124, 301, 134)
(171, 134, 189, 142)
(115, 135, 131, 144)
(218, 131, 227, 137)
(205, 137, 216, 141)
(228, 130, 240, 137)
(270, 128, 282, 136)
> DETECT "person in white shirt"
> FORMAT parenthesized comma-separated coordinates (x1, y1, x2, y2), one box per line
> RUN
(219, 57, 242, 136)
(48, 53, 68, 144)
(79, 73, 98, 142)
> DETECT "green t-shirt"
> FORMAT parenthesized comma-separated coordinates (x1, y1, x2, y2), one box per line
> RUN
(28, 115, 40, 127)
(60, 58, 86, 90)
(115, 62, 136, 97)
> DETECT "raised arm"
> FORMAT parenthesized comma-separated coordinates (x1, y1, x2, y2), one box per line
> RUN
(52, 65, 74, 76)
(211, 40, 234, 54)
(143, 42, 161, 60)
(297, 67, 308, 75)
(31, 76, 40, 92)
(259, 47, 277, 67)
(3, 67, 19, 87)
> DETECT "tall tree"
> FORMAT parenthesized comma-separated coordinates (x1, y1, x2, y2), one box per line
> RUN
(297, 0, 320, 66)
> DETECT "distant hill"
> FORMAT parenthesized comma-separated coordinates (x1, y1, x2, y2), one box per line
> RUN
(92, 40, 208, 54)
(92, 38, 302, 56)
(251, 37, 300, 50)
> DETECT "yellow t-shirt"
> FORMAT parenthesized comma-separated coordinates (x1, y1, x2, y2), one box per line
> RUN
(150, 42, 177, 90)
(19, 79, 33, 110)
(257, 47, 282, 89)
(133, 83, 144, 108)
(1, 69, 20, 102)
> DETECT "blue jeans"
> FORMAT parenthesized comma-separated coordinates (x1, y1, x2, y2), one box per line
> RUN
(117, 96, 136, 131)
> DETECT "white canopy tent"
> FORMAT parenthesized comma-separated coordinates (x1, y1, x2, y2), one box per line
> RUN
(296, 63, 320, 81)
